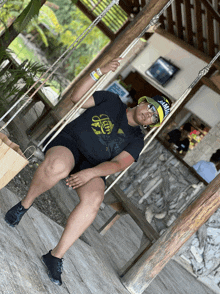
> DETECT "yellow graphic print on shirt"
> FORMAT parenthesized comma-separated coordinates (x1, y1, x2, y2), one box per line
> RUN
(117, 128, 124, 135)
(91, 114, 114, 135)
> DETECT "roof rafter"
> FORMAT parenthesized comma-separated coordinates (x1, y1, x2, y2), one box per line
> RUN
(76, 1, 115, 40)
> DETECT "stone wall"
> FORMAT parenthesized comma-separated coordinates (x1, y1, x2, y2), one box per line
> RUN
(184, 121, 220, 166)
(111, 138, 205, 235)
(111, 137, 220, 292)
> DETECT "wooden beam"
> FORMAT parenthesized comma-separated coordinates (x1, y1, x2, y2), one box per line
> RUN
(76, 1, 115, 41)
(166, 5, 174, 34)
(200, 0, 220, 23)
(201, 76, 220, 95)
(183, 0, 194, 45)
(98, 212, 121, 235)
(115, 20, 130, 38)
(119, 239, 152, 277)
(206, 9, 216, 57)
(194, 0, 204, 51)
(211, 1, 220, 52)
(155, 27, 220, 70)
(52, 0, 173, 120)
(174, 0, 183, 38)
(218, 24, 220, 50)
(106, 178, 160, 242)
(219, 23, 220, 51)
(121, 173, 220, 294)
(118, 0, 132, 15)
(210, 72, 220, 89)
(140, 0, 146, 8)
(118, 0, 144, 15)
(158, 66, 216, 133)
(159, 14, 166, 30)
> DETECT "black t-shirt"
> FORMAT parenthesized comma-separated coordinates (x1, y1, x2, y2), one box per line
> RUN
(63, 91, 144, 165)
(168, 129, 189, 152)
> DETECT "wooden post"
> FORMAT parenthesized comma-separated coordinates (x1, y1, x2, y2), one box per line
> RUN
(200, 0, 220, 23)
(51, 0, 172, 121)
(107, 178, 160, 242)
(121, 174, 220, 294)
(98, 212, 121, 235)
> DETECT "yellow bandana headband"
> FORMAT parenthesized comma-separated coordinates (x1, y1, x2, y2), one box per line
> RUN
(138, 96, 170, 127)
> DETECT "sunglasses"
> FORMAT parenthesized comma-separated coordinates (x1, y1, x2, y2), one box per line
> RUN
(147, 104, 159, 124)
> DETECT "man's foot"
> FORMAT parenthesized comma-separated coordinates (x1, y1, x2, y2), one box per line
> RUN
(5, 201, 29, 227)
(42, 250, 63, 286)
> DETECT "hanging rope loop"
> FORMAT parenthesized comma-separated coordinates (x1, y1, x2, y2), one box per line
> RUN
(198, 65, 211, 78)
(2, 0, 219, 195)
(104, 50, 220, 195)
(149, 15, 160, 27)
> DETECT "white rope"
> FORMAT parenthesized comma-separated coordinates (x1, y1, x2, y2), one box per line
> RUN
(39, 0, 175, 150)
(3, 0, 216, 197)
(39, 73, 110, 150)
(104, 50, 220, 195)
(0, 0, 119, 132)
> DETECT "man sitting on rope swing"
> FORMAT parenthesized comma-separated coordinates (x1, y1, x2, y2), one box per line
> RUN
(5, 57, 170, 286)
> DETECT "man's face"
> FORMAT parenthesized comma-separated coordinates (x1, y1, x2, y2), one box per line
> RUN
(134, 101, 159, 126)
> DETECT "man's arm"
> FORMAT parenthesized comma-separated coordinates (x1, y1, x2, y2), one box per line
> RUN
(92, 150, 135, 177)
(66, 151, 135, 189)
(71, 58, 121, 109)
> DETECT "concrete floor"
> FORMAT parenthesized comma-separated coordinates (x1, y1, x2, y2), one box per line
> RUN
(0, 187, 216, 294)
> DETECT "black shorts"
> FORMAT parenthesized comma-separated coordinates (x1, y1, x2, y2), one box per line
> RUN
(43, 132, 106, 185)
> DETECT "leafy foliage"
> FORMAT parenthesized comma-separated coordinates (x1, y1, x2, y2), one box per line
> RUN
(24, 5, 61, 47)
(0, 0, 60, 47)
(38, 5, 60, 33)
(0, 49, 62, 115)
(1, 0, 110, 83)
(0, 0, 25, 27)
(14, 0, 41, 32)
(42, 1, 109, 79)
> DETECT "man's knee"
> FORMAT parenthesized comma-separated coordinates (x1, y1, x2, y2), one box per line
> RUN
(81, 191, 104, 211)
(43, 157, 71, 178)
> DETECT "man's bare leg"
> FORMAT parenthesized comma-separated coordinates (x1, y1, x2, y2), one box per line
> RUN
(21, 146, 75, 209)
(51, 177, 105, 258)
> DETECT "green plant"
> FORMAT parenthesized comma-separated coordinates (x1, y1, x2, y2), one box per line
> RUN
(0, 49, 62, 116)
(0, 0, 60, 48)
(40, 4, 110, 80)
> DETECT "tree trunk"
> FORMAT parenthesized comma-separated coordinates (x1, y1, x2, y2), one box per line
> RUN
(0, 0, 46, 50)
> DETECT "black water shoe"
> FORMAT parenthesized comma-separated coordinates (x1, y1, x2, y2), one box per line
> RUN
(5, 201, 29, 227)
(42, 250, 63, 286)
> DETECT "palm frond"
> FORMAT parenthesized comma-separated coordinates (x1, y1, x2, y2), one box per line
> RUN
(14, 0, 41, 33)
(0, 48, 63, 116)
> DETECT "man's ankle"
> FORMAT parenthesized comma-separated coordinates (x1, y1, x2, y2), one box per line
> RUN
(21, 200, 32, 210)
(51, 249, 64, 259)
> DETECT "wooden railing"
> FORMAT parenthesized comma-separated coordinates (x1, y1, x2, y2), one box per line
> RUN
(77, 0, 128, 36)
(159, 0, 220, 58)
